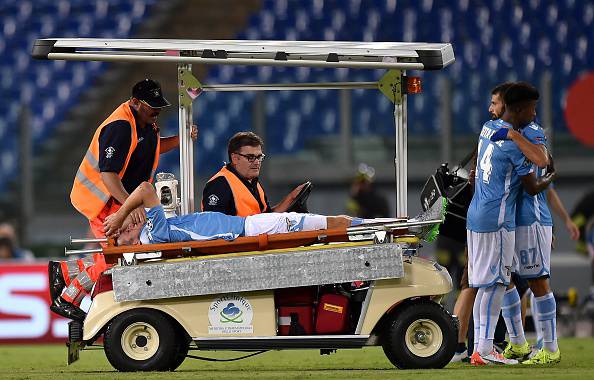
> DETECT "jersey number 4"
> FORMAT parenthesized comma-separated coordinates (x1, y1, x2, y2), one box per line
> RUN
(477, 140, 494, 183)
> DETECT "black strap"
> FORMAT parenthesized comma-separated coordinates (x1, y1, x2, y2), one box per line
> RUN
(186, 351, 268, 362)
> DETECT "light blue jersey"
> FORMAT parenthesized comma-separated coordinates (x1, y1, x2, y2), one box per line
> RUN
(140, 205, 245, 244)
(467, 119, 533, 232)
(516, 122, 553, 226)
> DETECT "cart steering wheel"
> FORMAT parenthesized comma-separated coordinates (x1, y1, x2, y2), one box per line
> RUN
(286, 181, 312, 213)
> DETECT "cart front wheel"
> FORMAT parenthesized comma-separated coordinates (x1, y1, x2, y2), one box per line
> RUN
(382, 300, 457, 369)
(404, 318, 443, 357)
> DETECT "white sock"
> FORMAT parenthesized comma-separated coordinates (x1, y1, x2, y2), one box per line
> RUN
(528, 290, 543, 349)
(535, 292, 558, 352)
(502, 287, 526, 345)
(478, 284, 506, 356)
(473, 287, 484, 353)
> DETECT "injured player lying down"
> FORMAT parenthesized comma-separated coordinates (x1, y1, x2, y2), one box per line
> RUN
(49, 182, 365, 323)
(104, 181, 359, 245)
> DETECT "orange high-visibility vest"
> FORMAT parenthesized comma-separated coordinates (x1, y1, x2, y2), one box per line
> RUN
(70, 101, 160, 220)
(203, 166, 268, 217)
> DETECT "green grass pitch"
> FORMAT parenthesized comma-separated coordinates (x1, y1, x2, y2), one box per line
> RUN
(1, 338, 593, 380)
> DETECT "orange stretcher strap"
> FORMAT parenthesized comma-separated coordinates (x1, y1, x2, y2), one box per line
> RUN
(102, 228, 352, 264)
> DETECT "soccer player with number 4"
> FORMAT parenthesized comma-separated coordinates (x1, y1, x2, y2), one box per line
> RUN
(491, 83, 579, 364)
(467, 82, 556, 365)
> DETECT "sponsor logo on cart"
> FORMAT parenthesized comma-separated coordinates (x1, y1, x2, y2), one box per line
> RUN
(208, 295, 253, 334)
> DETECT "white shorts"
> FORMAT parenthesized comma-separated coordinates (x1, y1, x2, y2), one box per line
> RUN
(244, 213, 327, 236)
(514, 223, 553, 279)
(467, 229, 515, 288)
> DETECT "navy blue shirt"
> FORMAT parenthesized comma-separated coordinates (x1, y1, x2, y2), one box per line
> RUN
(98, 108, 158, 194)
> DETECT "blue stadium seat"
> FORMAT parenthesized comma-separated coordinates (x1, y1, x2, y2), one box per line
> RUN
(0, 0, 159, 193)
(3, 0, 591, 190)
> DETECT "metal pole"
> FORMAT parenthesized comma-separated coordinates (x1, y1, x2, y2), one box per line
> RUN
(440, 76, 452, 164)
(178, 64, 195, 214)
(394, 72, 407, 218)
(402, 93, 408, 217)
(18, 105, 32, 245)
(48, 53, 427, 71)
(340, 89, 353, 166)
(540, 71, 553, 154)
(253, 92, 267, 182)
(200, 82, 378, 92)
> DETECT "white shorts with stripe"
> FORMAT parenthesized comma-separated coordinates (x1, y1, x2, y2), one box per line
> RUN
(244, 212, 327, 236)
(514, 223, 553, 279)
(467, 229, 515, 288)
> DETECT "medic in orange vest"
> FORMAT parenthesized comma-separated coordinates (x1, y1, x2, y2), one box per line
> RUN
(202, 131, 308, 217)
(48, 79, 198, 321)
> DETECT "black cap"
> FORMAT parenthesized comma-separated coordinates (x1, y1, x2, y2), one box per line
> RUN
(132, 79, 171, 108)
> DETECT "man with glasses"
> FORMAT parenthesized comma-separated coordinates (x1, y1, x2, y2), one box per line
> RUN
(202, 131, 306, 216)
(48, 79, 197, 320)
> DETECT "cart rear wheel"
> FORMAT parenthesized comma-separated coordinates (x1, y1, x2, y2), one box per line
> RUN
(104, 309, 176, 372)
(382, 300, 456, 369)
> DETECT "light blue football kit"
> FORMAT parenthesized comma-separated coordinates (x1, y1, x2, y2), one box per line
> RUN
(467, 118, 533, 358)
(140, 206, 245, 244)
(467, 119, 533, 288)
(139, 205, 328, 244)
(501, 122, 559, 355)
(515, 122, 553, 279)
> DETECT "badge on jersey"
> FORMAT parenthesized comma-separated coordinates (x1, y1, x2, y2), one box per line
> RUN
(105, 146, 115, 159)
(208, 194, 219, 206)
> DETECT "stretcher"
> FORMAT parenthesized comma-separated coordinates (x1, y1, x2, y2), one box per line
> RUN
(66, 197, 444, 302)
(102, 198, 443, 302)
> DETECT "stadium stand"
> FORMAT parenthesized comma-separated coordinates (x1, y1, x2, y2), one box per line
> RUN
(152, 0, 594, 177)
(0, 0, 157, 193)
(1, 0, 593, 210)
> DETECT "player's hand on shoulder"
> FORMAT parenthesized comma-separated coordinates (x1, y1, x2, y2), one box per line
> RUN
(490, 128, 509, 142)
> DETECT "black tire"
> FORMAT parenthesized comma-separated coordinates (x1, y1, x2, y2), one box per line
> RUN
(168, 327, 190, 371)
(104, 308, 177, 372)
(382, 300, 457, 369)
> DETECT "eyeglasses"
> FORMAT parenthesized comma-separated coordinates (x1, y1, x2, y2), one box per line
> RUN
(234, 152, 266, 163)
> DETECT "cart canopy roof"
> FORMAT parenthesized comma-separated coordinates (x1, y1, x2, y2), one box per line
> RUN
(33, 38, 454, 70)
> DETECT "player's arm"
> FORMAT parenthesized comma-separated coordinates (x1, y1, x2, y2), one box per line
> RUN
(506, 129, 548, 168)
(491, 127, 548, 168)
(100, 172, 129, 204)
(520, 171, 555, 196)
(547, 187, 580, 240)
(104, 182, 161, 236)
